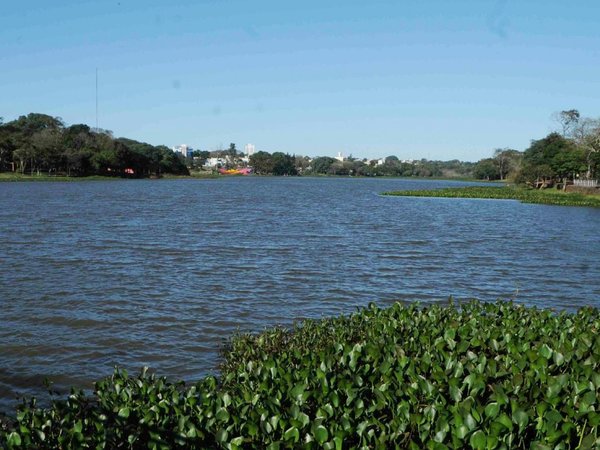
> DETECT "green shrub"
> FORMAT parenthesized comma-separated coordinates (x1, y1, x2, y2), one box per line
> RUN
(1, 301, 599, 449)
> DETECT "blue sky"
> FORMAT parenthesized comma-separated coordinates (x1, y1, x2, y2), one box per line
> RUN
(1, 0, 599, 161)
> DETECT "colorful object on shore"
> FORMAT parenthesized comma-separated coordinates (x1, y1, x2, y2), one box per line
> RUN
(218, 168, 252, 175)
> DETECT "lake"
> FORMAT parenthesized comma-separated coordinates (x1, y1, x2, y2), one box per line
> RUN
(0, 177, 598, 412)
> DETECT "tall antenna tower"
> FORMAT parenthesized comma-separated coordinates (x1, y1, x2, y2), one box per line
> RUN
(95, 68, 98, 131)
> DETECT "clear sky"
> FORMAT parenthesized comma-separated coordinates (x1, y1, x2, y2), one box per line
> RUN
(1, 0, 599, 161)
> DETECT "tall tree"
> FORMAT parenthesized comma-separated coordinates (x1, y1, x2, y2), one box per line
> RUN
(493, 148, 522, 180)
(228, 143, 237, 159)
(553, 109, 580, 137)
(572, 117, 600, 179)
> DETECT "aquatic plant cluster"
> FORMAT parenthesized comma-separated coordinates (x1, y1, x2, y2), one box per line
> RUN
(382, 186, 600, 208)
(1, 301, 599, 449)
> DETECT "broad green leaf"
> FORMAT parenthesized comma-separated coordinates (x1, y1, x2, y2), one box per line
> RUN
(484, 402, 500, 419)
(7, 432, 21, 446)
(512, 410, 529, 431)
(284, 426, 300, 443)
(469, 430, 486, 449)
(539, 344, 553, 359)
(314, 425, 328, 444)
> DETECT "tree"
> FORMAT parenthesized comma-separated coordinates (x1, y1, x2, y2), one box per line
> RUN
(271, 152, 297, 176)
(553, 109, 580, 137)
(64, 147, 92, 176)
(519, 132, 581, 187)
(0, 123, 15, 171)
(310, 157, 336, 175)
(473, 158, 498, 180)
(493, 148, 522, 180)
(379, 156, 402, 176)
(157, 146, 189, 175)
(13, 147, 35, 174)
(294, 155, 311, 174)
(91, 148, 118, 175)
(249, 151, 274, 175)
(0, 112, 192, 177)
(572, 117, 600, 179)
(523, 133, 571, 166)
(32, 128, 64, 174)
(12, 113, 64, 136)
(348, 159, 367, 176)
(63, 124, 94, 175)
(551, 147, 586, 180)
(228, 143, 237, 159)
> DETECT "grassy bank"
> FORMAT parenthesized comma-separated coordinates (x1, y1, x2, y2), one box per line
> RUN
(1, 300, 599, 449)
(0, 173, 119, 182)
(382, 186, 600, 208)
(0, 173, 221, 182)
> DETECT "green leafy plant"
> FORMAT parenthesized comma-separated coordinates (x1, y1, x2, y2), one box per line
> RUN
(381, 186, 600, 208)
(1, 301, 599, 449)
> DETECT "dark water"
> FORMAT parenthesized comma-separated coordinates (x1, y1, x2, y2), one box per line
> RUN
(1, 177, 599, 411)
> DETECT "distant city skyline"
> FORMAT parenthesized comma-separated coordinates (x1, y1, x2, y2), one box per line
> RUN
(2, 0, 599, 161)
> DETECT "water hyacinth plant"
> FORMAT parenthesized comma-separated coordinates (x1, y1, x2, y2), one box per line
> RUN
(382, 186, 600, 208)
(1, 300, 599, 449)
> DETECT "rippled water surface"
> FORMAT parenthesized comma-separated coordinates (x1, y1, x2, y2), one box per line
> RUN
(1, 177, 599, 411)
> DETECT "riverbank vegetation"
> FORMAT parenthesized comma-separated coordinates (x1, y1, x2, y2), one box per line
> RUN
(472, 110, 600, 187)
(2, 109, 599, 184)
(0, 113, 189, 178)
(0, 173, 119, 182)
(1, 300, 598, 449)
(382, 186, 600, 208)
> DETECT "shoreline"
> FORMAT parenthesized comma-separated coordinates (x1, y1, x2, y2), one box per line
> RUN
(0, 172, 494, 183)
(0, 173, 219, 182)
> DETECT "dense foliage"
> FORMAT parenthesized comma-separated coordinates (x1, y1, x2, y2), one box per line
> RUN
(242, 150, 476, 178)
(383, 186, 600, 208)
(472, 149, 522, 181)
(0, 113, 189, 177)
(516, 133, 585, 186)
(1, 301, 599, 449)
(303, 157, 475, 178)
(467, 110, 600, 184)
(249, 151, 297, 176)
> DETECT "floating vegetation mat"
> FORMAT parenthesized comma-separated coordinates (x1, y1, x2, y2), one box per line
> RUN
(1, 301, 599, 449)
(382, 186, 600, 208)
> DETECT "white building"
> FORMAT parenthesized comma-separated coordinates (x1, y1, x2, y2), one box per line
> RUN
(205, 157, 228, 168)
(173, 144, 192, 158)
(367, 158, 385, 166)
(335, 152, 344, 162)
(245, 143, 256, 157)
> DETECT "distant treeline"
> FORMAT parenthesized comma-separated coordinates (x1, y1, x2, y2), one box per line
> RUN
(250, 109, 598, 182)
(250, 153, 476, 178)
(2, 110, 598, 182)
(0, 113, 189, 177)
